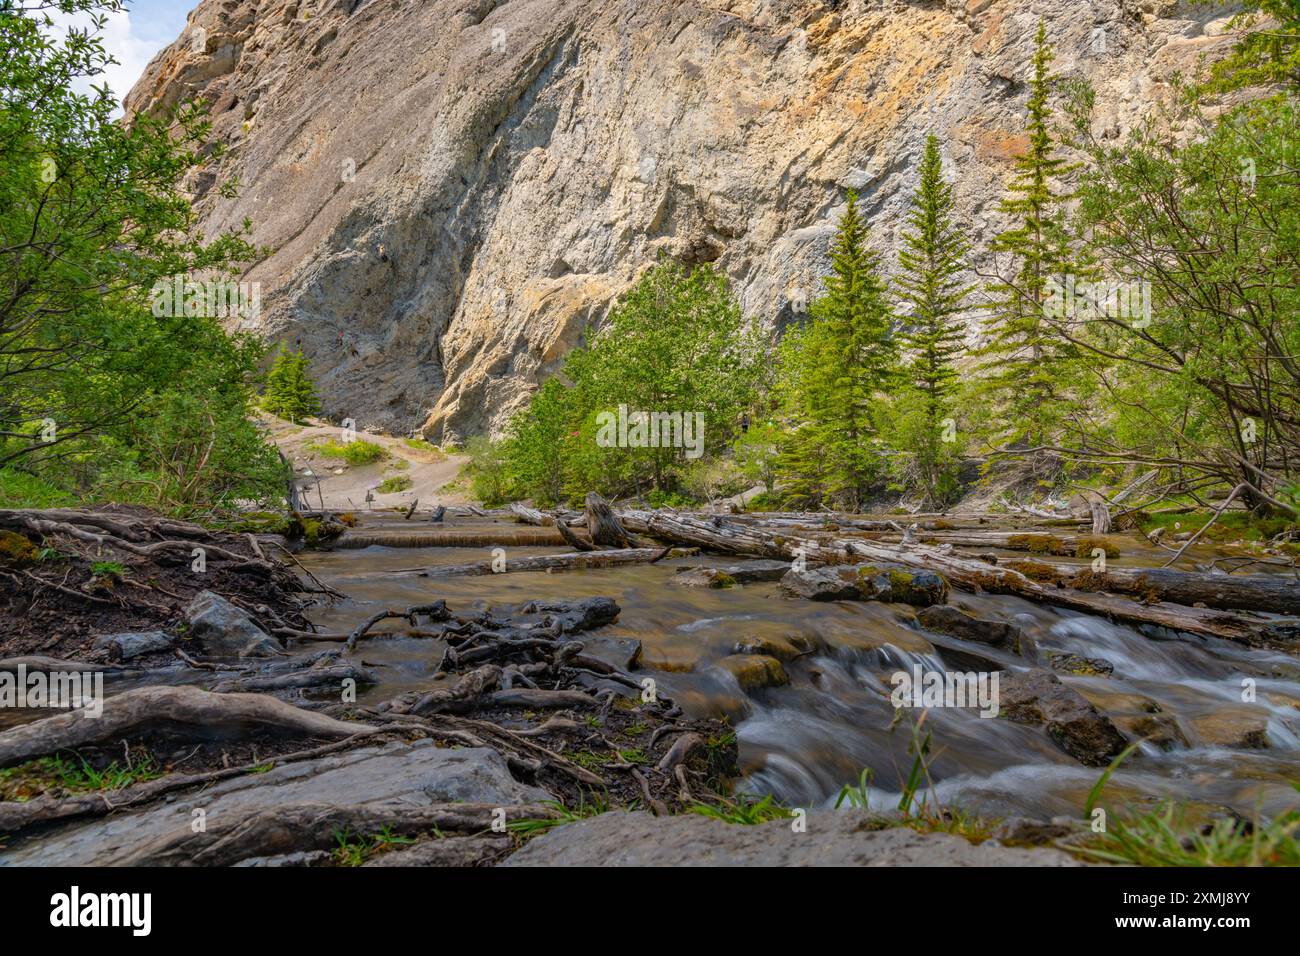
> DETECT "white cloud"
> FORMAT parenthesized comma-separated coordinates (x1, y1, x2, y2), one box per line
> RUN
(46, 8, 166, 113)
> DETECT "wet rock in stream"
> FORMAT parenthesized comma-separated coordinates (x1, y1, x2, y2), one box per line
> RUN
(780, 564, 948, 606)
(670, 567, 738, 589)
(917, 605, 1021, 651)
(1189, 709, 1271, 749)
(715, 654, 790, 691)
(997, 668, 1130, 766)
(1048, 652, 1115, 678)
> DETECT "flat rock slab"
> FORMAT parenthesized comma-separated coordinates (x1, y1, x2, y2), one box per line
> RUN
(364, 836, 506, 867)
(502, 810, 1084, 867)
(2, 740, 552, 866)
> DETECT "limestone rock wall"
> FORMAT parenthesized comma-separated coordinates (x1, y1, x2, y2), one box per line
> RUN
(127, 0, 1238, 440)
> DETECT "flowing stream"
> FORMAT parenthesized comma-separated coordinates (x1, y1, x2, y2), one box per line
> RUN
(298, 514, 1300, 823)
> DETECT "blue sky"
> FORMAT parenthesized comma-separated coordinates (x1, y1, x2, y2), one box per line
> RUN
(48, 0, 197, 108)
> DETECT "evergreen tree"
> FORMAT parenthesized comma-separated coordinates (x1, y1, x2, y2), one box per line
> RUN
(976, 21, 1082, 450)
(263, 347, 321, 424)
(895, 134, 971, 504)
(777, 190, 897, 509)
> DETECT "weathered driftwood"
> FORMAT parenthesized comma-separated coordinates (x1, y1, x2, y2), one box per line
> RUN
(0, 656, 118, 673)
(0, 686, 374, 769)
(1090, 499, 1112, 535)
(346, 602, 449, 651)
(410, 547, 682, 578)
(721, 511, 1088, 530)
(616, 510, 1286, 645)
(334, 528, 567, 548)
(509, 502, 554, 526)
(862, 529, 1124, 557)
(209, 662, 377, 694)
(1004, 561, 1300, 615)
(554, 515, 596, 550)
(586, 493, 633, 548)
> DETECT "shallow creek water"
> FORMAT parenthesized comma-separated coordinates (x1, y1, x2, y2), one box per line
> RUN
(298, 515, 1300, 822)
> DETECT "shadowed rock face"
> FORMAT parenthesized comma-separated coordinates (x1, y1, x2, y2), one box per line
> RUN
(126, 0, 1235, 440)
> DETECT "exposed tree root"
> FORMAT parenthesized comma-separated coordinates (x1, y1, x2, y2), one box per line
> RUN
(118, 801, 555, 866)
(0, 685, 375, 769)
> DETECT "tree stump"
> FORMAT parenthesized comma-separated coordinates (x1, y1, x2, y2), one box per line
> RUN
(585, 493, 632, 549)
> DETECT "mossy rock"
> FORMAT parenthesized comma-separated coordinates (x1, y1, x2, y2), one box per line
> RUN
(716, 654, 789, 692)
(302, 518, 346, 547)
(885, 568, 949, 606)
(1048, 652, 1114, 678)
(670, 567, 737, 589)
(0, 530, 38, 568)
(732, 635, 801, 661)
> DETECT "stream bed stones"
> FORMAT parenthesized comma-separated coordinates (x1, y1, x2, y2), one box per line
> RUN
(998, 669, 1130, 766)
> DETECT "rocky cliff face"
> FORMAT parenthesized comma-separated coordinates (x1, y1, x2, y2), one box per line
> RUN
(127, 0, 1237, 441)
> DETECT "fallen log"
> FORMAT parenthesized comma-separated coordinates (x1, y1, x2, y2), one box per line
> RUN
(0, 686, 375, 769)
(509, 502, 554, 526)
(617, 509, 1288, 646)
(334, 528, 567, 548)
(410, 547, 690, 578)
(864, 529, 1124, 557)
(554, 515, 596, 551)
(1004, 561, 1300, 615)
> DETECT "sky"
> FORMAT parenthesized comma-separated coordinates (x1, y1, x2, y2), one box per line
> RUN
(46, 0, 196, 109)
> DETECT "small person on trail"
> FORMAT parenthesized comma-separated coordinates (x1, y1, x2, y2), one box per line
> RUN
(364, 489, 375, 510)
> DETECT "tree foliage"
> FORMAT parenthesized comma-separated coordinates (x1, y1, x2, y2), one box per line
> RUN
(775, 190, 897, 510)
(0, 1, 282, 512)
(262, 348, 321, 424)
(494, 258, 761, 506)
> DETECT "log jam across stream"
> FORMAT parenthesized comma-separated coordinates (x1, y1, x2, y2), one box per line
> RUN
(297, 509, 1300, 823)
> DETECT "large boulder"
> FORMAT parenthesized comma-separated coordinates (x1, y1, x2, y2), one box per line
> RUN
(184, 591, 283, 658)
(502, 810, 1083, 867)
(1, 741, 552, 866)
(917, 605, 1020, 650)
(998, 669, 1130, 766)
(779, 567, 862, 601)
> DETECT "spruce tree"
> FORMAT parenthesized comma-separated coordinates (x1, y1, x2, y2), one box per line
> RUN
(976, 21, 1080, 449)
(263, 347, 321, 424)
(777, 190, 896, 510)
(894, 134, 971, 505)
